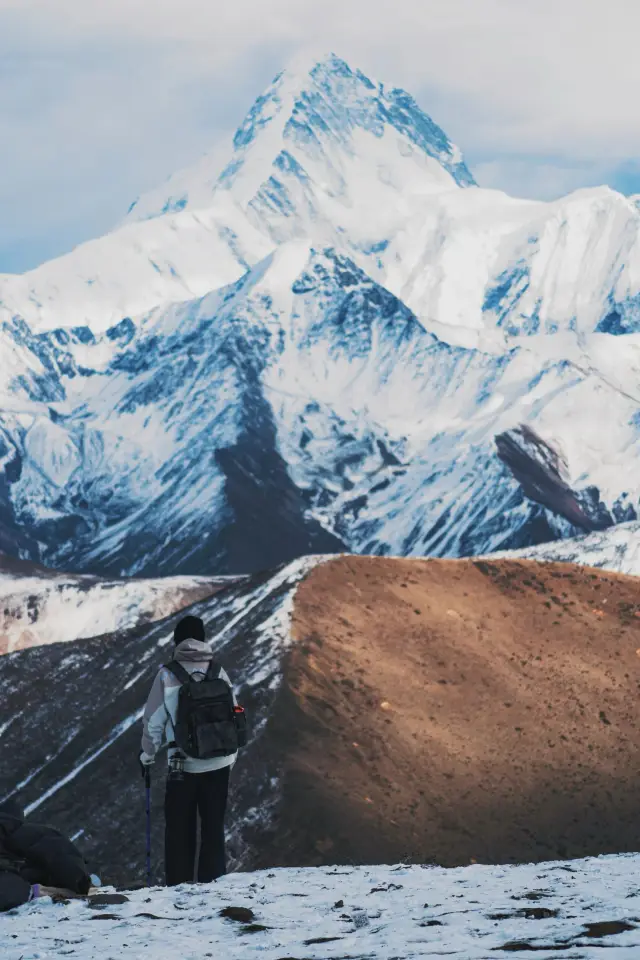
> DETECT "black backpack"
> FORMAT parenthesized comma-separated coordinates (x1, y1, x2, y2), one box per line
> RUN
(164, 660, 247, 760)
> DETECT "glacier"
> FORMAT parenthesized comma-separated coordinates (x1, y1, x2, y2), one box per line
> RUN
(0, 52, 638, 575)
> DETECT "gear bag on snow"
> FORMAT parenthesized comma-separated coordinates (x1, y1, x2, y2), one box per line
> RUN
(163, 660, 247, 760)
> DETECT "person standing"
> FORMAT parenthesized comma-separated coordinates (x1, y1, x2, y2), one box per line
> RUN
(139, 615, 245, 887)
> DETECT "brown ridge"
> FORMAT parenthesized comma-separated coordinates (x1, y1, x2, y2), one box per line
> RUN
(256, 555, 640, 869)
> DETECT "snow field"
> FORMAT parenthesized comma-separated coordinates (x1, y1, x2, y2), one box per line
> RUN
(4, 856, 640, 959)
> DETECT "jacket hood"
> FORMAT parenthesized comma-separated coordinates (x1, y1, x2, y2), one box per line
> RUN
(173, 639, 214, 663)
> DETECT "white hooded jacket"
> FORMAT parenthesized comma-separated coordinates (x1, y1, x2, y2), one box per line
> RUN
(141, 638, 238, 774)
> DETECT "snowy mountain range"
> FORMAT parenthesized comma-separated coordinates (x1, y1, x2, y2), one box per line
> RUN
(0, 53, 638, 576)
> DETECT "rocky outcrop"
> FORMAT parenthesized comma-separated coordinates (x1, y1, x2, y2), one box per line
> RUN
(496, 425, 613, 532)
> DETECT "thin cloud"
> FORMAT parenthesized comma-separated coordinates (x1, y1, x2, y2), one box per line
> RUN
(4, 0, 640, 153)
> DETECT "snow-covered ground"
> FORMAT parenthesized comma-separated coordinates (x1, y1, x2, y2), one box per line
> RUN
(4, 856, 640, 958)
(494, 521, 640, 577)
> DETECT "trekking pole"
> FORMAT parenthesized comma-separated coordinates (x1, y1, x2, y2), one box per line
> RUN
(145, 768, 152, 887)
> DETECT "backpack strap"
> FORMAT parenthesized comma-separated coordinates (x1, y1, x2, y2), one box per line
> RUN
(204, 660, 221, 681)
(163, 661, 192, 685)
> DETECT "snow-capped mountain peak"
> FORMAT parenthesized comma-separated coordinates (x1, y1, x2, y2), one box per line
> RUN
(123, 52, 475, 248)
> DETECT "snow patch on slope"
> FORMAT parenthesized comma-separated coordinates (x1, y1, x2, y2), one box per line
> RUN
(236, 554, 328, 694)
(494, 521, 640, 576)
(24, 707, 144, 816)
(0, 572, 230, 653)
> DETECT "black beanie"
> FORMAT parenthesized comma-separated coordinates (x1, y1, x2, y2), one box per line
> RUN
(173, 615, 205, 645)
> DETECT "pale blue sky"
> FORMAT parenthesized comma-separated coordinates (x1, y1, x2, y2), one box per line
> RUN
(2, 0, 640, 274)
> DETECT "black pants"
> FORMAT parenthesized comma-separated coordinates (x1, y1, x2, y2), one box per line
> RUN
(164, 766, 230, 887)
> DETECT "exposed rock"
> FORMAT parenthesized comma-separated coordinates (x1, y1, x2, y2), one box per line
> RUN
(496, 425, 612, 531)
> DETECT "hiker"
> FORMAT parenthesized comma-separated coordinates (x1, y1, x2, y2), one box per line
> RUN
(139, 615, 246, 887)
(0, 799, 92, 911)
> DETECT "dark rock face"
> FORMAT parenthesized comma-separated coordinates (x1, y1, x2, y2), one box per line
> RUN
(495, 425, 613, 532)
(214, 383, 345, 575)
